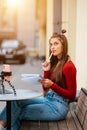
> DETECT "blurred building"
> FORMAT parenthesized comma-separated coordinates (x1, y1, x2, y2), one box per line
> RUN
(0, 0, 46, 59)
(0, 0, 35, 46)
(0, 0, 17, 40)
(0, 0, 61, 59)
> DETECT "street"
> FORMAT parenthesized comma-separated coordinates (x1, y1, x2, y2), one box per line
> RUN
(0, 57, 43, 110)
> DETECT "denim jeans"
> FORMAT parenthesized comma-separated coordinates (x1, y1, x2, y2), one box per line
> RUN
(0, 91, 69, 130)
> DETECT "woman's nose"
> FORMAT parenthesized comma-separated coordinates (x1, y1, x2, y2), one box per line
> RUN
(51, 45, 54, 50)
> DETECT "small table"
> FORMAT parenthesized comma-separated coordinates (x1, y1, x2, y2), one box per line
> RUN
(0, 89, 42, 130)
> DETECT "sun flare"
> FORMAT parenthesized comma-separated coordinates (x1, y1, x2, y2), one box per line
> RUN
(6, 0, 22, 8)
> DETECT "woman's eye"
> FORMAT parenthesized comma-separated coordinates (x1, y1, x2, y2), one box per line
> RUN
(49, 42, 59, 47)
(50, 43, 52, 46)
(54, 42, 58, 45)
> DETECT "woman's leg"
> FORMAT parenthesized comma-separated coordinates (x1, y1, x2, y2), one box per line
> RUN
(19, 103, 59, 121)
(0, 101, 22, 130)
(19, 96, 69, 121)
(0, 94, 69, 129)
(0, 97, 45, 130)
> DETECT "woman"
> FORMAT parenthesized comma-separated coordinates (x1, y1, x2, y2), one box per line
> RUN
(0, 30, 77, 130)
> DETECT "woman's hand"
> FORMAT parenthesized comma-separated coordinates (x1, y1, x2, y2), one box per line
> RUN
(42, 61, 51, 71)
(39, 79, 54, 88)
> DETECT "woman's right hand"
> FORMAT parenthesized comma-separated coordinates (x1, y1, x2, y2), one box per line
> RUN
(42, 61, 51, 71)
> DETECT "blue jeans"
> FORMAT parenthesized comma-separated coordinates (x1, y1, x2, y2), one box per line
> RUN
(0, 91, 69, 130)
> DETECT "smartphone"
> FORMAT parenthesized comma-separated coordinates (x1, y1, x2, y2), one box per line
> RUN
(39, 75, 44, 80)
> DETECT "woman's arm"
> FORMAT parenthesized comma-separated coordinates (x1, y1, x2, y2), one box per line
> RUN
(51, 62, 77, 100)
(41, 60, 51, 95)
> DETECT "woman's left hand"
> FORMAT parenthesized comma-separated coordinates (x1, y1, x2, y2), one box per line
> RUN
(39, 79, 54, 88)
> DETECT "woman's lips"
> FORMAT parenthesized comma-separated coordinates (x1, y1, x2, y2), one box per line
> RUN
(52, 50, 56, 54)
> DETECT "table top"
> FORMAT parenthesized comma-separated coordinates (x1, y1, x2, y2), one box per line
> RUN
(0, 89, 43, 101)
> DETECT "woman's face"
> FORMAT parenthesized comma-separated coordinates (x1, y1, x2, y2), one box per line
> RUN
(50, 37, 63, 59)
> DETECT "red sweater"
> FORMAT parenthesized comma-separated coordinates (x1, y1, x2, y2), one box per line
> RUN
(43, 61, 77, 100)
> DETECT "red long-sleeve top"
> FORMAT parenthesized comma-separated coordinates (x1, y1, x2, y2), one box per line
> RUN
(43, 61, 77, 100)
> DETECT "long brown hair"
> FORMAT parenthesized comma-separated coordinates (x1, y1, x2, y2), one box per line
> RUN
(49, 30, 69, 88)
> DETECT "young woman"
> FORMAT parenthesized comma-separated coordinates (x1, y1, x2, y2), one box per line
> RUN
(0, 30, 77, 130)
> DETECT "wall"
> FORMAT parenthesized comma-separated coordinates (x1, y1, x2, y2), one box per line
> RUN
(46, 0, 54, 59)
(76, 0, 87, 90)
(46, 0, 62, 59)
(62, 0, 76, 63)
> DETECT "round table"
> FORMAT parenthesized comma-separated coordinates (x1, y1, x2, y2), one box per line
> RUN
(0, 89, 42, 130)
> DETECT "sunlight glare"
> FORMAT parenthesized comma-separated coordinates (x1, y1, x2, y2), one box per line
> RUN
(6, 0, 22, 8)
